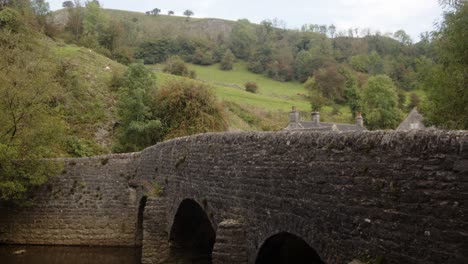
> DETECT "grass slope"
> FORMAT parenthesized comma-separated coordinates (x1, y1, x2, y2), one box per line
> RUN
(103, 9, 235, 40)
(50, 40, 127, 154)
(186, 62, 354, 128)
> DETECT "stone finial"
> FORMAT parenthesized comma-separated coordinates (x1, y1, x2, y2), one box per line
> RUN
(356, 112, 364, 127)
(311, 112, 320, 125)
(289, 106, 299, 123)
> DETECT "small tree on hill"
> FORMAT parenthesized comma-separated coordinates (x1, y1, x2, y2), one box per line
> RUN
(62, 1, 74, 8)
(183, 9, 193, 20)
(151, 8, 160, 15)
(168, 10, 174, 16)
(220, 49, 235, 70)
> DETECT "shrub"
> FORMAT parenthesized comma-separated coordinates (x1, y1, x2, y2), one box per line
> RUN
(245, 81, 258, 93)
(220, 49, 235, 71)
(153, 80, 227, 139)
(163, 56, 192, 78)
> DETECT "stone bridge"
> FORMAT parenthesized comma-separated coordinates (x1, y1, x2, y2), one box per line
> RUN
(0, 131, 467, 264)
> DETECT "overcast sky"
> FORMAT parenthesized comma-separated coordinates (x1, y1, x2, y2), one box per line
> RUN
(48, 0, 444, 41)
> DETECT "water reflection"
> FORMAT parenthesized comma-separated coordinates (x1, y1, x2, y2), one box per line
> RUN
(0, 245, 141, 264)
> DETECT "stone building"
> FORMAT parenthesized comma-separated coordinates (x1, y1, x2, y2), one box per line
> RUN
(285, 106, 367, 132)
(396, 107, 426, 131)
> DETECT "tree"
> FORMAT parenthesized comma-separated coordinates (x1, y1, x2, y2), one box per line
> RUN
(304, 77, 327, 112)
(423, 2, 467, 129)
(312, 64, 346, 103)
(0, 22, 65, 204)
(151, 8, 160, 15)
(294, 50, 314, 82)
(168, 10, 174, 16)
(229, 19, 256, 60)
(136, 38, 178, 64)
(114, 64, 164, 152)
(65, 0, 84, 41)
(328, 24, 336, 38)
(266, 47, 295, 82)
(393, 29, 412, 45)
(361, 75, 402, 129)
(342, 70, 362, 116)
(83, 0, 104, 36)
(31, 0, 49, 16)
(183, 9, 193, 20)
(220, 48, 235, 70)
(62, 1, 74, 8)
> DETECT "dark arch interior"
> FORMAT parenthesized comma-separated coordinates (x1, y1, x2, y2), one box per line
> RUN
(255, 232, 324, 264)
(135, 196, 147, 246)
(169, 199, 215, 264)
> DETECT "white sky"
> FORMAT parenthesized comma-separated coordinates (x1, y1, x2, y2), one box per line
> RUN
(48, 0, 444, 41)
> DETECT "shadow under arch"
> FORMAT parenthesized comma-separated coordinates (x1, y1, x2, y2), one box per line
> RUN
(255, 232, 325, 264)
(169, 199, 216, 263)
(135, 195, 147, 246)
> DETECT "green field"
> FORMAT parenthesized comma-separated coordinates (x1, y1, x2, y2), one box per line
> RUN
(185, 62, 354, 125)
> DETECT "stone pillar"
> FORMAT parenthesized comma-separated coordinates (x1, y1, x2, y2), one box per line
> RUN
(212, 219, 248, 264)
(311, 111, 320, 125)
(289, 106, 299, 123)
(142, 197, 170, 264)
(356, 112, 364, 127)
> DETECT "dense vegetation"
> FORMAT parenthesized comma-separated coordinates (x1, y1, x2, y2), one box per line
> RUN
(0, 0, 65, 204)
(0, 0, 466, 203)
(49, 1, 466, 129)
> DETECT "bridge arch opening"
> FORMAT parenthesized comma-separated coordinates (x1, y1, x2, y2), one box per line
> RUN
(169, 199, 215, 263)
(135, 195, 147, 246)
(255, 232, 324, 264)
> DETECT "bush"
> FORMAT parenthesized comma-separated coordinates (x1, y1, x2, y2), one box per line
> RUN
(408, 92, 421, 110)
(245, 81, 258, 93)
(192, 48, 213, 65)
(153, 80, 227, 139)
(163, 56, 193, 78)
(110, 68, 125, 91)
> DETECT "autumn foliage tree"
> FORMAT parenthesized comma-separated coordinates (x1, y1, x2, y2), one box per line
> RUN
(312, 64, 346, 103)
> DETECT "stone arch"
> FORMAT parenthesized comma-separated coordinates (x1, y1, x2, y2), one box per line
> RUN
(249, 213, 328, 262)
(169, 198, 216, 263)
(255, 232, 324, 264)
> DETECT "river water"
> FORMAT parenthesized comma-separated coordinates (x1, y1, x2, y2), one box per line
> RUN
(0, 245, 141, 264)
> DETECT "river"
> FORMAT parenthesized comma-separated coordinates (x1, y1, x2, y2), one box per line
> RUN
(0, 245, 141, 264)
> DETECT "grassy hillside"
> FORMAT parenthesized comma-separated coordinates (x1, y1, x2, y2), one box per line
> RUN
(54, 8, 236, 41)
(187, 62, 354, 126)
(109, 9, 235, 39)
(51, 7, 427, 136)
(50, 40, 127, 155)
(148, 61, 356, 131)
